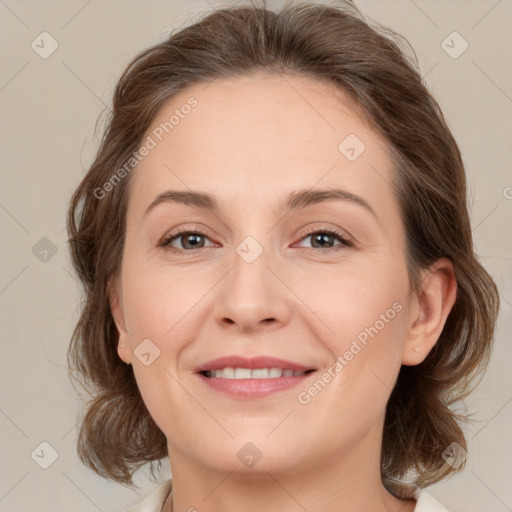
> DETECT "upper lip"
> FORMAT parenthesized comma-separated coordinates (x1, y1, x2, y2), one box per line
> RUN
(194, 356, 315, 373)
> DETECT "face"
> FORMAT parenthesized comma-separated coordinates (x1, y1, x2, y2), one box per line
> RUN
(111, 71, 419, 476)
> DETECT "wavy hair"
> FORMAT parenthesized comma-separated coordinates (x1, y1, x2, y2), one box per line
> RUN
(66, 0, 499, 497)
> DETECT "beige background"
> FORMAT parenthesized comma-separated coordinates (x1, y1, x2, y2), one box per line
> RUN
(1, 0, 511, 510)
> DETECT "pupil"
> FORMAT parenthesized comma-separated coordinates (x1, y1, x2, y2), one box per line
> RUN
(184, 234, 203, 249)
(314, 234, 332, 248)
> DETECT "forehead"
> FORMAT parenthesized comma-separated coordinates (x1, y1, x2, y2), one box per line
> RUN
(128, 71, 396, 220)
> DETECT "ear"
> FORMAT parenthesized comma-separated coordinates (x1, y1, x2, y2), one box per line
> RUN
(402, 258, 457, 365)
(108, 276, 132, 365)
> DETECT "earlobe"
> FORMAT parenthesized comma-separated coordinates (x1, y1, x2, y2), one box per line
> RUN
(402, 258, 457, 366)
(107, 277, 132, 365)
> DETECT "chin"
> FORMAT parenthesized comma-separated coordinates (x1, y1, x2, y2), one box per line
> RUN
(196, 435, 309, 476)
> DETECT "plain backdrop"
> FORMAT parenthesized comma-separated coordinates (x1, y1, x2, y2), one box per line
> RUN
(1, 0, 511, 511)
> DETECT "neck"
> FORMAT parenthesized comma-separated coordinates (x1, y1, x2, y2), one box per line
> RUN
(163, 425, 416, 512)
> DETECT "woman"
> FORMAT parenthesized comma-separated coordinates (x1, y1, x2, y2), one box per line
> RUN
(66, 1, 500, 511)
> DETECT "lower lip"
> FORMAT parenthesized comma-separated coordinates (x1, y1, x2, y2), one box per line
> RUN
(197, 372, 315, 398)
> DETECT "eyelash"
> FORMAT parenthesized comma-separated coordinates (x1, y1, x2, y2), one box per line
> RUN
(159, 228, 353, 254)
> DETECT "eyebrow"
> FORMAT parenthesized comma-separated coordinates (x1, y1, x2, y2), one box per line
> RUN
(143, 187, 377, 219)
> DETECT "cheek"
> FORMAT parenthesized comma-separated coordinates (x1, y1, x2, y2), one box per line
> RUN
(314, 268, 409, 387)
(118, 257, 214, 416)
(295, 276, 407, 443)
(314, 263, 408, 338)
(120, 255, 204, 344)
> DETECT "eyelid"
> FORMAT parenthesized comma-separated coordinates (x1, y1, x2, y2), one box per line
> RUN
(294, 224, 353, 246)
(159, 223, 354, 253)
(159, 226, 217, 250)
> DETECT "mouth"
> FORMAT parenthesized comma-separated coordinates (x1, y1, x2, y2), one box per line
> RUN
(194, 356, 317, 398)
(200, 368, 316, 379)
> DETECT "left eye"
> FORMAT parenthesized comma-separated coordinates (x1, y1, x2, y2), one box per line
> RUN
(160, 230, 214, 251)
(160, 229, 352, 253)
(296, 229, 352, 250)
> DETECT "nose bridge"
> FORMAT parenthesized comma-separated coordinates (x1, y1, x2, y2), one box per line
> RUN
(230, 232, 274, 301)
(213, 230, 291, 330)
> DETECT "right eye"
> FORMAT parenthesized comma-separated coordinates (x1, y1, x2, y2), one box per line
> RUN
(159, 230, 216, 252)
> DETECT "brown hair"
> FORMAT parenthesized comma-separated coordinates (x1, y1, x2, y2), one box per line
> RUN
(66, 0, 499, 497)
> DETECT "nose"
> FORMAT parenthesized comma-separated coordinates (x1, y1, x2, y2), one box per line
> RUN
(213, 240, 292, 333)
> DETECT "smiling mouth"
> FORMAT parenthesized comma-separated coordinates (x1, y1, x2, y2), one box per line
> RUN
(200, 368, 316, 379)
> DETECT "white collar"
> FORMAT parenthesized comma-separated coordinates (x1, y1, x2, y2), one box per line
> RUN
(126, 480, 450, 512)
(414, 489, 450, 511)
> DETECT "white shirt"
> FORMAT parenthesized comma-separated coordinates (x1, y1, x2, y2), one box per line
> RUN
(124, 479, 450, 511)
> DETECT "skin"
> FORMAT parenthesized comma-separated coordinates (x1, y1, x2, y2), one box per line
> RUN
(110, 71, 456, 512)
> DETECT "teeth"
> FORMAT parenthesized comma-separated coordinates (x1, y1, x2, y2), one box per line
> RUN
(205, 367, 308, 379)
(234, 368, 252, 379)
(222, 367, 235, 379)
(252, 368, 269, 378)
(269, 368, 282, 378)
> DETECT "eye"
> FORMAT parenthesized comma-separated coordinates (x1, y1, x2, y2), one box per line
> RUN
(159, 227, 353, 254)
(159, 230, 215, 252)
(295, 228, 352, 251)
